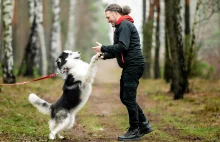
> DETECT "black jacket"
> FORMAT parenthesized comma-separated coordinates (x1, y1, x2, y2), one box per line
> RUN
(101, 20, 145, 70)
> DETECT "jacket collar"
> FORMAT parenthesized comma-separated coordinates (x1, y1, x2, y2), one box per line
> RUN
(116, 15, 134, 26)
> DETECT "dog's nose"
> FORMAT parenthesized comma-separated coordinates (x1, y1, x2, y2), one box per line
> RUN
(78, 52, 80, 54)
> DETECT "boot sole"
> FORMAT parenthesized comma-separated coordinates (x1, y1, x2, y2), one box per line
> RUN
(118, 137, 140, 141)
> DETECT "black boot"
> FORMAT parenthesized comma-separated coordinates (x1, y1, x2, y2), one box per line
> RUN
(139, 121, 153, 137)
(118, 127, 140, 141)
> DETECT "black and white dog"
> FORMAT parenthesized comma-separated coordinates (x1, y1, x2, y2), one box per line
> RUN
(28, 50, 100, 140)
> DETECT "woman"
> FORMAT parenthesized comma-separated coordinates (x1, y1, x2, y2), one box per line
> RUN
(92, 4, 153, 141)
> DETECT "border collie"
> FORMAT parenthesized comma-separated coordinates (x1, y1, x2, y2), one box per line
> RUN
(28, 50, 100, 140)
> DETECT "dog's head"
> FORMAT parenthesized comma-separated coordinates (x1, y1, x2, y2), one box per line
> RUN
(55, 50, 81, 72)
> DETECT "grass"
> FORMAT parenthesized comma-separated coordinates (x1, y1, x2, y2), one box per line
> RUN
(0, 77, 219, 141)
(138, 78, 220, 142)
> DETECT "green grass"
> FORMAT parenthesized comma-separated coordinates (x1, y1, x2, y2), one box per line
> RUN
(0, 78, 219, 141)
(0, 78, 62, 141)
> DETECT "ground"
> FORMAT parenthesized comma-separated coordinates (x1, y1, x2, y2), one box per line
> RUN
(0, 60, 219, 141)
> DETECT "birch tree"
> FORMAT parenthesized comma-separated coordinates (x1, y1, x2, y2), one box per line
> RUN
(49, 0, 61, 73)
(2, 0, 16, 83)
(18, 0, 38, 76)
(64, 0, 75, 50)
(35, 0, 47, 76)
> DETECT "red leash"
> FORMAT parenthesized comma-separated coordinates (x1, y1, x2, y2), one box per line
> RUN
(0, 73, 59, 86)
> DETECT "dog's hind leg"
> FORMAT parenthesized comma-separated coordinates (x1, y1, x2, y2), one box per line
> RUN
(49, 120, 56, 130)
(49, 119, 56, 139)
(67, 114, 75, 129)
(49, 111, 71, 140)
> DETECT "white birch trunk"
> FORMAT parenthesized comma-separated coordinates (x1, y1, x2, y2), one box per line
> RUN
(35, 0, 47, 76)
(2, 0, 15, 83)
(64, 0, 75, 50)
(50, 0, 61, 73)
(28, 0, 38, 68)
(28, 0, 35, 25)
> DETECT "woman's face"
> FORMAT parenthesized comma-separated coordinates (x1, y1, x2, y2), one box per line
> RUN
(105, 11, 118, 27)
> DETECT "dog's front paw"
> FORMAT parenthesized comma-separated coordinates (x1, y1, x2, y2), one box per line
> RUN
(92, 53, 100, 61)
(49, 133, 56, 140)
(96, 53, 104, 59)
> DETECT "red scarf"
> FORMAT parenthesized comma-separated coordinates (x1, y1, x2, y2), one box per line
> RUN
(116, 15, 134, 25)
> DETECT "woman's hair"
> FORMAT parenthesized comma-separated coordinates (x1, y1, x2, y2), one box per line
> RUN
(105, 4, 131, 15)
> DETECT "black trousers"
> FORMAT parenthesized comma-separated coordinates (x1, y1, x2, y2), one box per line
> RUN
(120, 66, 147, 129)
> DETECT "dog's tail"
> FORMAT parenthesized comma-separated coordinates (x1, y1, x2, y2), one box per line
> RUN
(28, 93, 51, 115)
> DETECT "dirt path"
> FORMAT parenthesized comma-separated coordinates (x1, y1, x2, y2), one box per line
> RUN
(62, 60, 177, 141)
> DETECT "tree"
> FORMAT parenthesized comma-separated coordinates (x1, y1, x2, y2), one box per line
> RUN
(165, 0, 188, 99)
(184, 0, 191, 77)
(74, 0, 104, 62)
(35, 0, 47, 76)
(164, 0, 172, 83)
(18, 0, 38, 76)
(186, 0, 220, 80)
(143, 0, 154, 79)
(2, 0, 16, 83)
(49, 0, 61, 74)
(64, 0, 75, 50)
(154, 0, 161, 79)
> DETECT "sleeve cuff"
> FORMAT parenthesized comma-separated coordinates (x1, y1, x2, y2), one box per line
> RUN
(101, 45, 105, 52)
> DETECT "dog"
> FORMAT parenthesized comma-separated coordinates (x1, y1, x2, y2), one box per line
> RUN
(28, 50, 100, 140)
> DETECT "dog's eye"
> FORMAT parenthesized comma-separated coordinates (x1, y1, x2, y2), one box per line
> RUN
(69, 53, 72, 55)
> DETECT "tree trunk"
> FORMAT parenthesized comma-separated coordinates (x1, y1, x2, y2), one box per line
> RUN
(154, 0, 161, 79)
(164, 32, 173, 83)
(2, 0, 16, 83)
(18, 0, 38, 76)
(184, 0, 190, 92)
(64, 0, 75, 50)
(187, 0, 200, 79)
(49, 0, 61, 74)
(164, 0, 173, 83)
(166, 0, 188, 99)
(185, 0, 190, 35)
(35, 0, 47, 76)
(143, 0, 154, 79)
